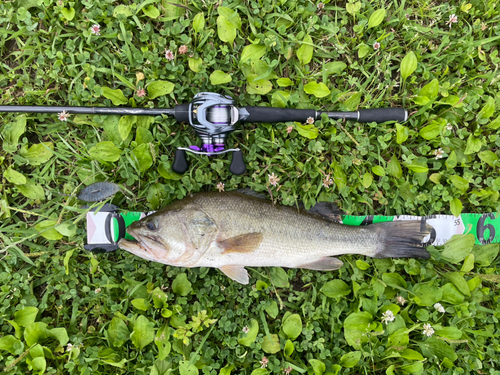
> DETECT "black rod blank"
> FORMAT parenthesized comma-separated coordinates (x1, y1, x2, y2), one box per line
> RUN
(0, 105, 176, 116)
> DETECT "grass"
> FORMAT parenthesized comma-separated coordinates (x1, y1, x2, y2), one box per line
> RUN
(1, 0, 500, 374)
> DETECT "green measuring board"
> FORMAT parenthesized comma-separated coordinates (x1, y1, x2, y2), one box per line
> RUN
(85, 209, 500, 252)
(341, 213, 500, 246)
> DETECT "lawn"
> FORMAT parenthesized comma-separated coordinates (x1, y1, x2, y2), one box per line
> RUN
(1, 0, 500, 374)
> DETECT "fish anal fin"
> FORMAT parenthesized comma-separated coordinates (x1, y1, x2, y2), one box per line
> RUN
(218, 232, 263, 253)
(298, 257, 343, 271)
(220, 265, 249, 284)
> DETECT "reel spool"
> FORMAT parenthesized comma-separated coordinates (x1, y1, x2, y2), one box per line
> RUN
(172, 92, 246, 175)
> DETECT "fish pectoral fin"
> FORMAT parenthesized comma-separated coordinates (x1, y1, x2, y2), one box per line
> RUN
(219, 265, 249, 284)
(218, 232, 263, 253)
(298, 257, 343, 271)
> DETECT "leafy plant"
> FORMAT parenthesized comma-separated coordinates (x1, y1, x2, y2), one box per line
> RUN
(0, 0, 499, 373)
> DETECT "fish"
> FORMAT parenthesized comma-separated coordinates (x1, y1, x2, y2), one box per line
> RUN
(118, 190, 431, 284)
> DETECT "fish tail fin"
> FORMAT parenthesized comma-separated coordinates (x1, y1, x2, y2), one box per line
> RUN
(373, 220, 431, 259)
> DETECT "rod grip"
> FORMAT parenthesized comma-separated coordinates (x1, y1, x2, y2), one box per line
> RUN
(242, 106, 316, 123)
(357, 108, 408, 123)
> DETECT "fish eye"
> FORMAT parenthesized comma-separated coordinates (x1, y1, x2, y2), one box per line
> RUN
(146, 219, 158, 231)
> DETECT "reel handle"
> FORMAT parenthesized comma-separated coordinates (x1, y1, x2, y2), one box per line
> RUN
(172, 149, 189, 174)
(172, 148, 246, 175)
(229, 150, 246, 175)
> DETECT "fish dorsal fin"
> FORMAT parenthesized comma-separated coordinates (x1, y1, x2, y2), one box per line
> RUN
(235, 188, 267, 200)
(220, 265, 249, 284)
(218, 232, 263, 253)
(303, 201, 343, 222)
(298, 257, 343, 271)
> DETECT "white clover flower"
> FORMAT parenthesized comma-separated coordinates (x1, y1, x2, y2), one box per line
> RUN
(58, 110, 70, 121)
(433, 148, 444, 159)
(381, 310, 395, 324)
(447, 14, 458, 28)
(90, 24, 101, 35)
(322, 176, 333, 188)
(216, 182, 225, 192)
(396, 295, 406, 306)
(268, 172, 280, 187)
(165, 50, 175, 61)
(260, 357, 269, 368)
(242, 326, 250, 333)
(423, 323, 435, 337)
(306, 117, 315, 124)
(434, 302, 445, 313)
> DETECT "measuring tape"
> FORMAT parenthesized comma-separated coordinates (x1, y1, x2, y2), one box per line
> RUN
(84, 205, 500, 252)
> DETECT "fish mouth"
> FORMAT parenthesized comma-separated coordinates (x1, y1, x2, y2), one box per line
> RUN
(118, 232, 168, 261)
(118, 237, 155, 261)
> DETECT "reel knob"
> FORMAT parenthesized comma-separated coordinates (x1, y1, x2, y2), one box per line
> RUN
(229, 150, 246, 175)
(172, 149, 189, 174)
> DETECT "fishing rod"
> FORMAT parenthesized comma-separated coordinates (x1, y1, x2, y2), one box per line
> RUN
(0, 92, 408, 175)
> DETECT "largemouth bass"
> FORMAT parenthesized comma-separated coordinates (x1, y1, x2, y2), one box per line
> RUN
(118, 191, 431, 284)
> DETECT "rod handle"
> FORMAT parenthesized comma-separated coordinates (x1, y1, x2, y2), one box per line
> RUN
(357, 108, 408, 123)
(242, 106, 316, 123)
